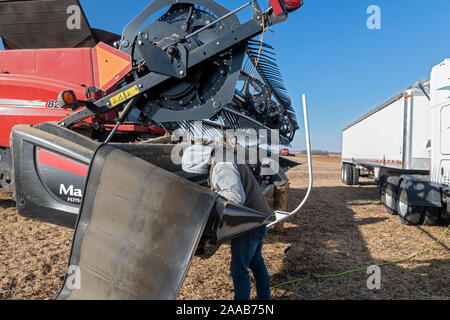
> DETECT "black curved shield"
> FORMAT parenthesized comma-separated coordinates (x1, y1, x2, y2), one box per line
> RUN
(58, 145, 218, 300)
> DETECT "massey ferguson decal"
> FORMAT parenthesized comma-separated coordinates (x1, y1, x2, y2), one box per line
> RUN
(37, 148, 88, 206)
(59, 184, 83, 204)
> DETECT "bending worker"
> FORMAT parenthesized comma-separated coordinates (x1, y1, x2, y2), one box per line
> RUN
(182, 144, 273, 300)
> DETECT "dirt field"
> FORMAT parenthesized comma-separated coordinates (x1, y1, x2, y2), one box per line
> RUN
(1, 155, 449, 300)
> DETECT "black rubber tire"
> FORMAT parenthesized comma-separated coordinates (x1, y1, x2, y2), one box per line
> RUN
(384, 183, 397, 215)
(421, 206, 441, 226)
(398, 187, 423, 225)
(378, 175, 386, 195)
(342, 164, 354, 185)
(352, 166, 360, 185)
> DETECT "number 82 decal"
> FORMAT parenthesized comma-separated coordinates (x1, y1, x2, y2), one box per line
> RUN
(47, 100, 62, 109)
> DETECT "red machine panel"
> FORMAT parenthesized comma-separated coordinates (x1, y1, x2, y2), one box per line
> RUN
(0, 48, 95, 147)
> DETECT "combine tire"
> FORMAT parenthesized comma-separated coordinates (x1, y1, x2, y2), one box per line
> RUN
(398, 185, 423, 225)
(421, 206, 441, 226)
(342, 164, 354, 185)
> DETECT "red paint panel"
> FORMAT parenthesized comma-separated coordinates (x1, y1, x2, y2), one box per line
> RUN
(0, 74, 84, 147)
(36, 48, 94, 88)
(102, 124, 169, 134)
(38, 149, 88, 177)
(270, 0, 284, 15)
(0, 50, 36, 75)
(0, 110, 65, 147)
(0, 48, 94, 88)
(0, 49, 94, 147)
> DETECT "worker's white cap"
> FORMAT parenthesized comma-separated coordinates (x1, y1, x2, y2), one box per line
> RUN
(181, 145, 214, 174)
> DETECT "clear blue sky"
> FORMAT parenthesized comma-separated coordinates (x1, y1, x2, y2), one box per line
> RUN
(4, 1, 450, 152)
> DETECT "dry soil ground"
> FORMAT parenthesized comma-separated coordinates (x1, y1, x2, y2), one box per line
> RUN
(0, 155, 449, 300)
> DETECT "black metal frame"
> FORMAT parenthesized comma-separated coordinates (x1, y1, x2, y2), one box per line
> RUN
(59, 0, 287, 127)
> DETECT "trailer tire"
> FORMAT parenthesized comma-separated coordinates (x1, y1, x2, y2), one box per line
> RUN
(342, 164, 353, 185)
(352, 166, 360, 185)
(398, 187, 423, 226)
(378, 175, 387, 194)
(384, 183, 397, 215)
(421, 206, 441, 226)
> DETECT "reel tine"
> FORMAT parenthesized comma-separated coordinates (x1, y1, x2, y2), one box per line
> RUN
(245, 39, 299, 130)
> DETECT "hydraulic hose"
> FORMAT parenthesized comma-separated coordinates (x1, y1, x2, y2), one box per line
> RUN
(268, 93, 313, 227)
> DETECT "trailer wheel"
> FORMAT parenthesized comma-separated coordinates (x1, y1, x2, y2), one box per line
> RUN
(352, 166, 360, 185)
(342, 164, 353, 185)
(379, 175, 389, 195)
(421, 206, 441, 226)
(398, 187, 423, 225)
(384, 183, 398, 215)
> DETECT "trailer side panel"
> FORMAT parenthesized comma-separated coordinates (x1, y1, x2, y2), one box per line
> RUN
(342, 88, 430, 171)
(342, 96, 405, 168)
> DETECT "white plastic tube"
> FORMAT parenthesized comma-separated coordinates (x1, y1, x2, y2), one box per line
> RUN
(268, 93, 313, 227)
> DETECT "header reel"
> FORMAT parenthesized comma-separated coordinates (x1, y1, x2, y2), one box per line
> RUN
(59, 0, 301, 142)
(132, 2, 245, 117)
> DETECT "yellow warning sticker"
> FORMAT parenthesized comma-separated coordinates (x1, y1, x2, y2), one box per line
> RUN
(124, 85, 140, 99)
(110, 86, 140, 107)
(110, 92, 126, 107)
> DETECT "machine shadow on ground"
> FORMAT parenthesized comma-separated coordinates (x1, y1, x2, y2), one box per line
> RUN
(0, 198, 15, 210)
(266, 184, 450, 300)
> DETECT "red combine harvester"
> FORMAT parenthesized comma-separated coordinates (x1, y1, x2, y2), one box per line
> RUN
(0, 45, 168, 145)
(0, 0, 168, 191)
(0, 0, 303, 299)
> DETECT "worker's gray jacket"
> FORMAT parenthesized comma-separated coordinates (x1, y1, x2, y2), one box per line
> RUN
(211, 161, 273, 217)
(180, 144, 272, 216)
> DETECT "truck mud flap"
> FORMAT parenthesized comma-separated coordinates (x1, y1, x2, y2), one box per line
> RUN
(58, 145, 272, 300)
(399, 175, 442, 208)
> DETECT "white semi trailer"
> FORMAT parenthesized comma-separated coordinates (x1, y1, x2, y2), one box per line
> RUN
(342, 59, 450, 226)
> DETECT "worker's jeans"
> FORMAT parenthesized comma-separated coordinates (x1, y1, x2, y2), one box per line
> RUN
(230, 225, 271, 300)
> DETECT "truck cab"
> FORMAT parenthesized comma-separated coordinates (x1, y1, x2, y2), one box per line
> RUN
(430, 59, 450, 203)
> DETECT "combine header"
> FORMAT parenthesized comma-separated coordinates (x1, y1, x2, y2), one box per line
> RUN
(0, 0, 304, 299)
